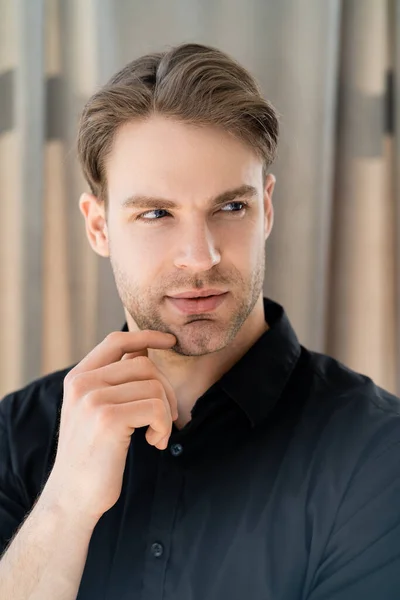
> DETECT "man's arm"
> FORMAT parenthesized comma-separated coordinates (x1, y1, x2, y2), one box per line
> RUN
(307, 437, 400, 600)
(0, 399, 97, 600)
(0, 488, 97, 600)
(0, 329, 177, 599)
(0, 400, 98, 600)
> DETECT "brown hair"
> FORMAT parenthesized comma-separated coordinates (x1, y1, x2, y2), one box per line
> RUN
(77, 43, 279, 201)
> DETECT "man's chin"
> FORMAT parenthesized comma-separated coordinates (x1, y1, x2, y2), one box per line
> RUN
(171, 341, 226, 357)
(169, 322, 233, 357)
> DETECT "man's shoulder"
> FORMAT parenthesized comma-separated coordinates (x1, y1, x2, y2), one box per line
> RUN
(0, 365, 75, 427)
(302, 348, 400, 460)
(307, 348, 400, 414)
(298, 351, 400, 598)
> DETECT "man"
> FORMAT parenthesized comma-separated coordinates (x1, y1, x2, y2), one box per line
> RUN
(0, 43, 399, 600)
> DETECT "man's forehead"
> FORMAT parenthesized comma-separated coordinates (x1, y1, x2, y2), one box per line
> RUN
(106, 117, 264, 203)
(108, 117, 263, 168)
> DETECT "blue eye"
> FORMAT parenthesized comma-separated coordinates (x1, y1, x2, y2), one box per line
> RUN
(139, 209, 170, 221)
(220, 202, 247, 212)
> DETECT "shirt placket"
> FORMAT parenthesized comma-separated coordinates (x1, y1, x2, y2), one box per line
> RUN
(140, 443, 185, 600)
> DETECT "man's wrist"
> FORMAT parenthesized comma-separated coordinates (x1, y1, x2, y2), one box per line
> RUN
(37, 480, 100, 536)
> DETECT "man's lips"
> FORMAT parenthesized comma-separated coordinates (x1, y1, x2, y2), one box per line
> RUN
(169, 289, 227, 299)
(166, 292, 228, 315)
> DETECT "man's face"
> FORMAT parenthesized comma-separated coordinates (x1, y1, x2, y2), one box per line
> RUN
(99, 116, 274, 356)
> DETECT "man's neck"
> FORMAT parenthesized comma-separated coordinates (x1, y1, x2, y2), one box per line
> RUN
(130, 295, 268, 429)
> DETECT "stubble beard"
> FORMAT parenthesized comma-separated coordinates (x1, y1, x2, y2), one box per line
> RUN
(110, 251, 265, 356)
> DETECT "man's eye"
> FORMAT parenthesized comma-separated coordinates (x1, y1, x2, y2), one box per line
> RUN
(138, 209, 170, 222)
(220, 201, 248, 213)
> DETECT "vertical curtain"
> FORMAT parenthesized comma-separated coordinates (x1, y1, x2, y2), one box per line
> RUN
(0, 0, 398, 398)
(0, 0, 123, 397)
(328, 0, 397, 393)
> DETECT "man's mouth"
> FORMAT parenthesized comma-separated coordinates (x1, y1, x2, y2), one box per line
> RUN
(166, 292, 228, 315)
(169, 289, 227, 299)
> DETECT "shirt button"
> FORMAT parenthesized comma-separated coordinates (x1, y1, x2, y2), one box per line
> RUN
(170, 443, 183, 457)
(150, 542, 164, 558)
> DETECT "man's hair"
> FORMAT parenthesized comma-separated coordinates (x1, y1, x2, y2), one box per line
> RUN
(77, 43, 279, 202)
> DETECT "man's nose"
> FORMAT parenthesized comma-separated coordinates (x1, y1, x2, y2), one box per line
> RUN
(173, 222, 221, 272)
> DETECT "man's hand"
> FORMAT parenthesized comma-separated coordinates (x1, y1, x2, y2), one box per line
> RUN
(42, 330, 177, 523)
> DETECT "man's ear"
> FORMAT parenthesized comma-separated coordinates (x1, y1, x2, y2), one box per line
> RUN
(79, 193, 110, 257)
(264, 173, 275, 241)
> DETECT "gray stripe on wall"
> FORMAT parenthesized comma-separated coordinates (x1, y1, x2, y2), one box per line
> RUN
(46, 75, 65, 140)
(0, 70, 14, 134)
(336, 91, 384, 158)
(0, 71, 66, 139)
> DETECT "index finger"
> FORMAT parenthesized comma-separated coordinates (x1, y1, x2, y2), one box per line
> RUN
(69, 330, 176, 378)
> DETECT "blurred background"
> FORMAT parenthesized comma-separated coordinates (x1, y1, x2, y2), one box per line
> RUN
(0, 0, 399, 398)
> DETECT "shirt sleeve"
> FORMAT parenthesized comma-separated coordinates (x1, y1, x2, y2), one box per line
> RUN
(0, 395, 31, 557)
(307, 437, 400, 600)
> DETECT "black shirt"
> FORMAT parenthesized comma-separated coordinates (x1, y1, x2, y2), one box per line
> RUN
(1, 298, 400, 599)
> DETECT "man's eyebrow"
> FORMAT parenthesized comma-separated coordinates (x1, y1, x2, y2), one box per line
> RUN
(121, 184, 258, 210)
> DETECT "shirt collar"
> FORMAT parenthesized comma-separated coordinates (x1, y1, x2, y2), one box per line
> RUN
(121, 297, 301, 427)
(215, 297, 301, 426)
